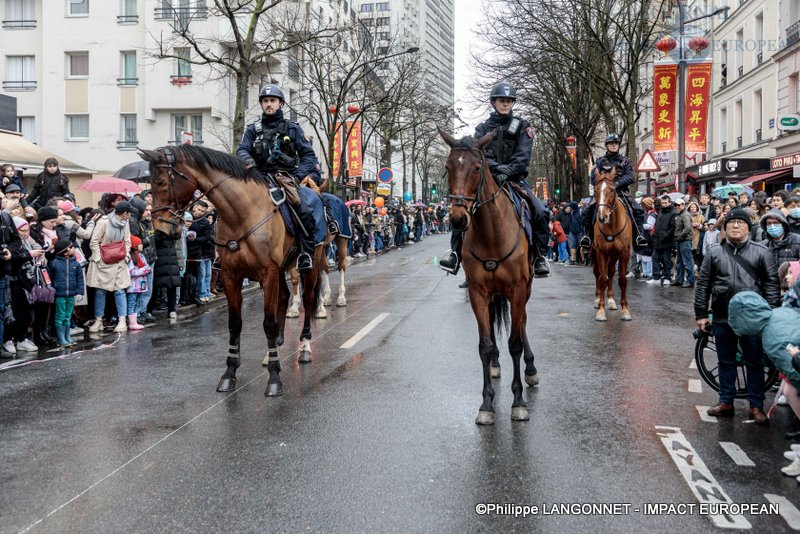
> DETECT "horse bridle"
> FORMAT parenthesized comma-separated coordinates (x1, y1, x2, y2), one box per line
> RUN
(446, 147, 522, 272)
(150, 146, 277, 252)
(594, 175, 629, 241)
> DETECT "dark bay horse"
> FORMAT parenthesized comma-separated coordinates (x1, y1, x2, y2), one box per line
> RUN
(440, 130, 539, 426)
(590, 166, 633, 322)
(140, 145, 324, 397)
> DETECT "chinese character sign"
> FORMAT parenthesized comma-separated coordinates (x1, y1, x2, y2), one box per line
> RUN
(346, 120, 363, 178)
(653, 63, 678, 152)
(684, 61, 712, 153)
(332, 122, 343, 179)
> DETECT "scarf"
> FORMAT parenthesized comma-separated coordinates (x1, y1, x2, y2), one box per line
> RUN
(107, 213, 127, 242)
(130, 251, 145, 269)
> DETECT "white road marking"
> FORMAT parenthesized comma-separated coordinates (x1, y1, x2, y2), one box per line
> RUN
(764, 494, 800, 530)
(654, 426, 752, 529)
(719, 442, 755, 467)
(340, 313, 390, 349)
(696, 405, 718, 423)
(688, 379, 703, 393)
(689, 359, 697, 369)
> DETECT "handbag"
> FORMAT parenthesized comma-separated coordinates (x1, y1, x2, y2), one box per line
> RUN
(100, 239, 127, 264)
(24, 266, 55, 304)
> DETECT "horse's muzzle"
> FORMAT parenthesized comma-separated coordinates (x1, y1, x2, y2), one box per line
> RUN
(450, 210, 469, 231)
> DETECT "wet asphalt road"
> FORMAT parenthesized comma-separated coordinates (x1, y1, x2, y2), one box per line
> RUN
(2, 234, 799, 533)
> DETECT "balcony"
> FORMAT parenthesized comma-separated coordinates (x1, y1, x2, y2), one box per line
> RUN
(757, 52, 763, 66)
(722, 141, 727, 153)
(2, 19, 36, 29)
(787, 20, 800, 47)
(117, 14, 138, 24)
(154, 6, 208, 32)
(117, 77, 139, 86)
(756, 128, 762, 142)
(737, 136, 743, 149)
(170, 75, 193, 86)
(737, 65, 743, 78)
(117, 140, 138, 149)
(2, 80, 36, 90)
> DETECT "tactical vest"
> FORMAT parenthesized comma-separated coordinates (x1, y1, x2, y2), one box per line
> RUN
(491, 117, 522, 166)
(252, 119, 299, 172)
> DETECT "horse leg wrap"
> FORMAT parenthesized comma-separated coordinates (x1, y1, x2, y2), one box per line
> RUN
(228, 345, 240, 355)
(300, 327, 312, 342)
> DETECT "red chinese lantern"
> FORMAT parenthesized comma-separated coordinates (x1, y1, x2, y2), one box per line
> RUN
(347, 104, 360, 114)
(688, 36, 709, 51)
(374, 197, 385, 208)
(566, 135, 576, 146)
(379, 208, 387, 216)
(655, 36, 677, 53)
(328, 105, 338, 114)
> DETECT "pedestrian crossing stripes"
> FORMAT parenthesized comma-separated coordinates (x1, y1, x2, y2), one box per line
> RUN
(688, 379, 703, 393)
(696, 405, 718, 423)
(764, 494, 800, 530)
(719, 442, 755, 467)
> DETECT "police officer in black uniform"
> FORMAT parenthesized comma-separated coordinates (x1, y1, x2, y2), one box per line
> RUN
(439, 82, 550, 280)
(237, 84, 318, 272)
(579, 134, 648, 250)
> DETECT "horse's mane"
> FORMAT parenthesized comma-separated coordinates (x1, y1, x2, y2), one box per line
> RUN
(173, 144, 270, 187)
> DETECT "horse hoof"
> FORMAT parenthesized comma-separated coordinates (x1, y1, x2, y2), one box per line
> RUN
(216, 377, 236, 392)
(594, 299, 600, 309)
(511, 407, 530, 421)
(315, 310, 328, 319)
(475, 410, 496, 426)
(298, 350, 312, 364)
(336, 298, 347, 307)
(264, 382, 283, 397)
(607, 299, 618, 310)
(323, 297, 332, 306)
(490, 365, 501, 378)
(595, 313, 607, 322)
(525, 372, 539, 386)
(621, 311, 633, 321)
(286, 309, 300, 319)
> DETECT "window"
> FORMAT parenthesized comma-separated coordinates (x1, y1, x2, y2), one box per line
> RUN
(791, 73, 800, 113)
(289, 89, 297, 122)
(66, 115, 89, 140)
(4, 0, 36, 28)
(376, 17, 389, 26)
(720, 108, 727, 152)
(360, 3, 373, 12)
(376, 2, 389, 10)
(17, 116, 35, 143)
(68, 0, 89, 16)
(66, 52, 89, 78)
(119, 0, 137, 23)
(173, 114, 202, 144)
(4, 55, 35, 89)
(174, 47, 191, 77)
(118, 114, 137, 148)
(119, 51, 137, 85)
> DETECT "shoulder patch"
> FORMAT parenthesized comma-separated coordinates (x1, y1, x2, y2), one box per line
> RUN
(526, 127, 534, 138)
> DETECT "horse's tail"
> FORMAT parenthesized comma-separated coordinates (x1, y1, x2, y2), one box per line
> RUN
(490, 295, 510, 337)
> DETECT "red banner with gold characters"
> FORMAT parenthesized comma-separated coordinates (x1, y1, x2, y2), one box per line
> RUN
(685, 61, 712, 153)
(566, 145, 577, 171)
(653, 63, 678, 152)
(346, 120, 363, 177)
(331, 122, 343, 179)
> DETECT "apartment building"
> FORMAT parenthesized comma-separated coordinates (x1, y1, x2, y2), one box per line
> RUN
(768, 0, 800, 184)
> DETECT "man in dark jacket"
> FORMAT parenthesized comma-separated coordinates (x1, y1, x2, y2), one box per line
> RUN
(0, 210, 27, 357)
(786, 196, 800, 235)
(187, 202, 213, 304)
(652, 195, 676, 285)
(695, 208, 780, 424)
(760, 208, 800, 268)
(672, 198, 695, 287)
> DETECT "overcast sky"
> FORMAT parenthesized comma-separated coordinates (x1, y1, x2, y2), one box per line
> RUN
(453, 0, 490, 135)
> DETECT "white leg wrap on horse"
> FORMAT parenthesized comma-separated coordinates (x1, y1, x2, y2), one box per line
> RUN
(321, 272, 332, 305)
(337, 271, 347, 306)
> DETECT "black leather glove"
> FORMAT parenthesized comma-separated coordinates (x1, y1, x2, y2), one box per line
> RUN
(496, 174, 509, 184)
(495, 164, 513, 176)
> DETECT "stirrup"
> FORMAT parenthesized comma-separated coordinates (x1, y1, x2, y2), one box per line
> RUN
(438, 249, 460, 275)
(297, 252, 312, 272)
(327, 220, 340, 234)
(269, 187, 286, 206)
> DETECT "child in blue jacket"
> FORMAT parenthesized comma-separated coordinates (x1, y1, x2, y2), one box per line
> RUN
(48, 239, 85, 347)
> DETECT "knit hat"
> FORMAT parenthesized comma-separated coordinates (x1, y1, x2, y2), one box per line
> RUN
(725, 208, 752, 229)
(114, 201, 135, 215)
(57, 200, 76, 213)
(183, 212, 194, 221)
(130, 235, 142, 249)
(36, 206, 58, 222)
(12, 216, 28, 229)
(53, 239, 73, 256)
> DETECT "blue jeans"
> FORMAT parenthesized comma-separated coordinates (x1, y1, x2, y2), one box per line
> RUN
(557, 242, 568, 262)
(127, 293, 145, 316)
(138, 270, 154, 314)
(197, 258, 212, 299)
(94, 289, 127, 318)
(674, 241, 695, 284)
(712, 322, 765, 408)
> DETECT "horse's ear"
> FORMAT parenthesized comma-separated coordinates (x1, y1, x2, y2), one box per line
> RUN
(438, 127, 456, 148)
(138, 149, 159, 162)
(475, 131, 494, 150)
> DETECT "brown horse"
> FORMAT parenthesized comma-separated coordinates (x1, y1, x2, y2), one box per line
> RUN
(590, 166, 633, 322)
(440, 130, 539, 426)
(140, 145, 325, 397)
(287, 233, 350, 318)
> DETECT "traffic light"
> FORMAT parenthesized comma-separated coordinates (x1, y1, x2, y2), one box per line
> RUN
(555, 187, 561, 196)
(431, 185, 437, 196)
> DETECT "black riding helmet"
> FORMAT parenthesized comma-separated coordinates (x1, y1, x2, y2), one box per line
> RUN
(259, 84, 285, 103)
(490, 82, 517, 103)
(605, 133, 621, 145)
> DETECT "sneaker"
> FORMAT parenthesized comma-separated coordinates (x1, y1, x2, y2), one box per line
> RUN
(782, 457, 800, 476)
(169, 311, 177, 319)
(785, 450, 798, 461)
(778, 394, 789, 406)
(682, 282, 694, 288)
(16, 339, 38, 352)
(69, 326, 84, 336)
(2, 340, 16, 354)
(662, 279, 671, 286)
(647, 279, 661, 284)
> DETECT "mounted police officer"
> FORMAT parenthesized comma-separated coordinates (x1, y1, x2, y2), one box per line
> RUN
(439, 82, 550, 281)
(580, 134, 648, 250)
(237, 84, 318, 272)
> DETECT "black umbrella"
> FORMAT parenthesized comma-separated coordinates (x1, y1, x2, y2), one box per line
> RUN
(113, 160, 151, 183)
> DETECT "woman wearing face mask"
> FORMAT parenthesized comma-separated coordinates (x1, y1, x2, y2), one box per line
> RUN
(760, 209, 800, 268)
(786, 196, 800, 234)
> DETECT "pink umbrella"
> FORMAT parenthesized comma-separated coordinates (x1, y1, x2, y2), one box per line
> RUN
(345, 199, 366, 207)
(78, 176, 143, 194)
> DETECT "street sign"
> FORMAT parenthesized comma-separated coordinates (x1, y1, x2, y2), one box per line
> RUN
(778, 114, 800, 131)
(636, 149, 661, 173)
(376, 183, 392, 195)
(378, 167, 393, 183)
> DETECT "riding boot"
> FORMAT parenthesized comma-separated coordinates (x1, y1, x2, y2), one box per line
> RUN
(530, 196, 551, 277)
(439, 229, 463, 274)
(580, 202, 596, 249)
(620, 194, 648, 248)
(294, 202, 317, 273)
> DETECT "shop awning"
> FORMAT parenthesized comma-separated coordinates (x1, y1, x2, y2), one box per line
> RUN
(0, 129, 95, 174)
(736, 169, 791, 186)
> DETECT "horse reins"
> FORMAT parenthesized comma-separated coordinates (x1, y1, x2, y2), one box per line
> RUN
(446, 147, 523, 272)
(150, 146, 278, 252)
(594, 177, 629, 242)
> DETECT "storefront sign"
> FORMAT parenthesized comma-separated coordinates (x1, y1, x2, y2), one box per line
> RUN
(653, 63, 678, 152)
(772, 151, 800, 170)
(684, 61, 712, 153)
(778, 114, 800, 131)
